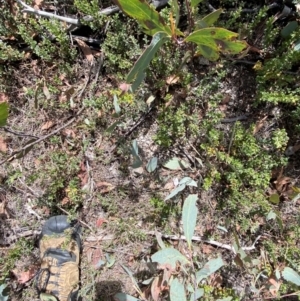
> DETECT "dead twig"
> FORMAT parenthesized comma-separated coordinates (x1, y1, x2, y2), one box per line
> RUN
(2, 127, 39, 139)
(0, 107, 85, 165)
(148, 231, 261, 254)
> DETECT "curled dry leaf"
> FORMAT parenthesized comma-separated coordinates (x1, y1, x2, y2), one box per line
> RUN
(13, 267, 37, 284)
(253, 116, 268, 135)
(75, 38, 94, 63)
(275, 176, 291, 193)
(0, 136, 7, 153)
(151, 276, 163, 301)
(41, 121, 55, 131)
(96, 181, 115, 194)
(166, 75, 179, 85)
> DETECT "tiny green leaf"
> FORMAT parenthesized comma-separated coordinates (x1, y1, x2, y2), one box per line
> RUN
(191, 0, 204, 8)
(269, 193, 280, 205)
(0, 102, 8, 127)
(282, 267, 300, 286)
(163, 157, 190, 170)
(113, 94, 121, 114)
(182, 194, 198, 248)
(146, 156, 158, 173)
(40, 293, 58, 301)
(164, 184, 186, 201)
(197, 9, 223, 28)
(189, 288, 204, 301)
(170, 278, 187, 301)
(131, 139, 139, 157)
(196, 257, 224, 284)
(151, 247, 189, 269)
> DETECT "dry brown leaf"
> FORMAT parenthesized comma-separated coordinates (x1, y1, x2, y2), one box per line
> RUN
(41, 121, 55, 131)
(96, 181, 115, 194)
(166, 75, 179, 85)
(13, 267, 37, 284)
(163, 181, 174, 191)
(0, 136, 7, 153)
(209, 274, 223, 287)
(43, 84, 51, 100)
(75, 38, 94, 63)
(61, 197, 70, 206)
(253, 116, 268, 135)
(202, 244, 215, 254)
(151, 276, 163, 301)
(275, 176, 291, 192)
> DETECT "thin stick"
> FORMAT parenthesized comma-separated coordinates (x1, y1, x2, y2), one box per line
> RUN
(0, 107, 85, 165)
(2, 127, 39, 139)
(57, 206, 94, 233)
(148, 231, 261, 254)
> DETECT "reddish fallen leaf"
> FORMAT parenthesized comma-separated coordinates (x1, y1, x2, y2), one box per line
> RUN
(151, 276, 163, 301)
(41, 121, 55, 131)
(92, 248, 103, 269)
(75, 38, 94, 63)
(13, 267, 37, 284)
(78, 161, 88, 187)
(119, 83, 131, 93)
(96, 218, 107, 228)
(0, 136, 7, 153)
(268, 275, 281, 297)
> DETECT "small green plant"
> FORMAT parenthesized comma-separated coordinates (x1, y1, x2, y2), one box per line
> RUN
(113, 0, 247, 90)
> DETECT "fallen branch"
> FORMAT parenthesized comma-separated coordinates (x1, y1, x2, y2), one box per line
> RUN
(148, 231, 261, 254)
(16, 0, 169, 26)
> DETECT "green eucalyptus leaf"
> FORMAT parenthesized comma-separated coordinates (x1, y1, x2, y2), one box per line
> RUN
(196, 257, 224, 284)
(282, 267, 300, 286)
(112, 0, 172, 35)
(164, 184, 186, 201)
(189, 288, 204, 301)
(170, 278, 187, 301)
(151, 247, 189, 269)
(146, 156, 158, 173)
(126, 32, 168, 84)
(182, 194, 198, 248)
(163, 157, 190, 170)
